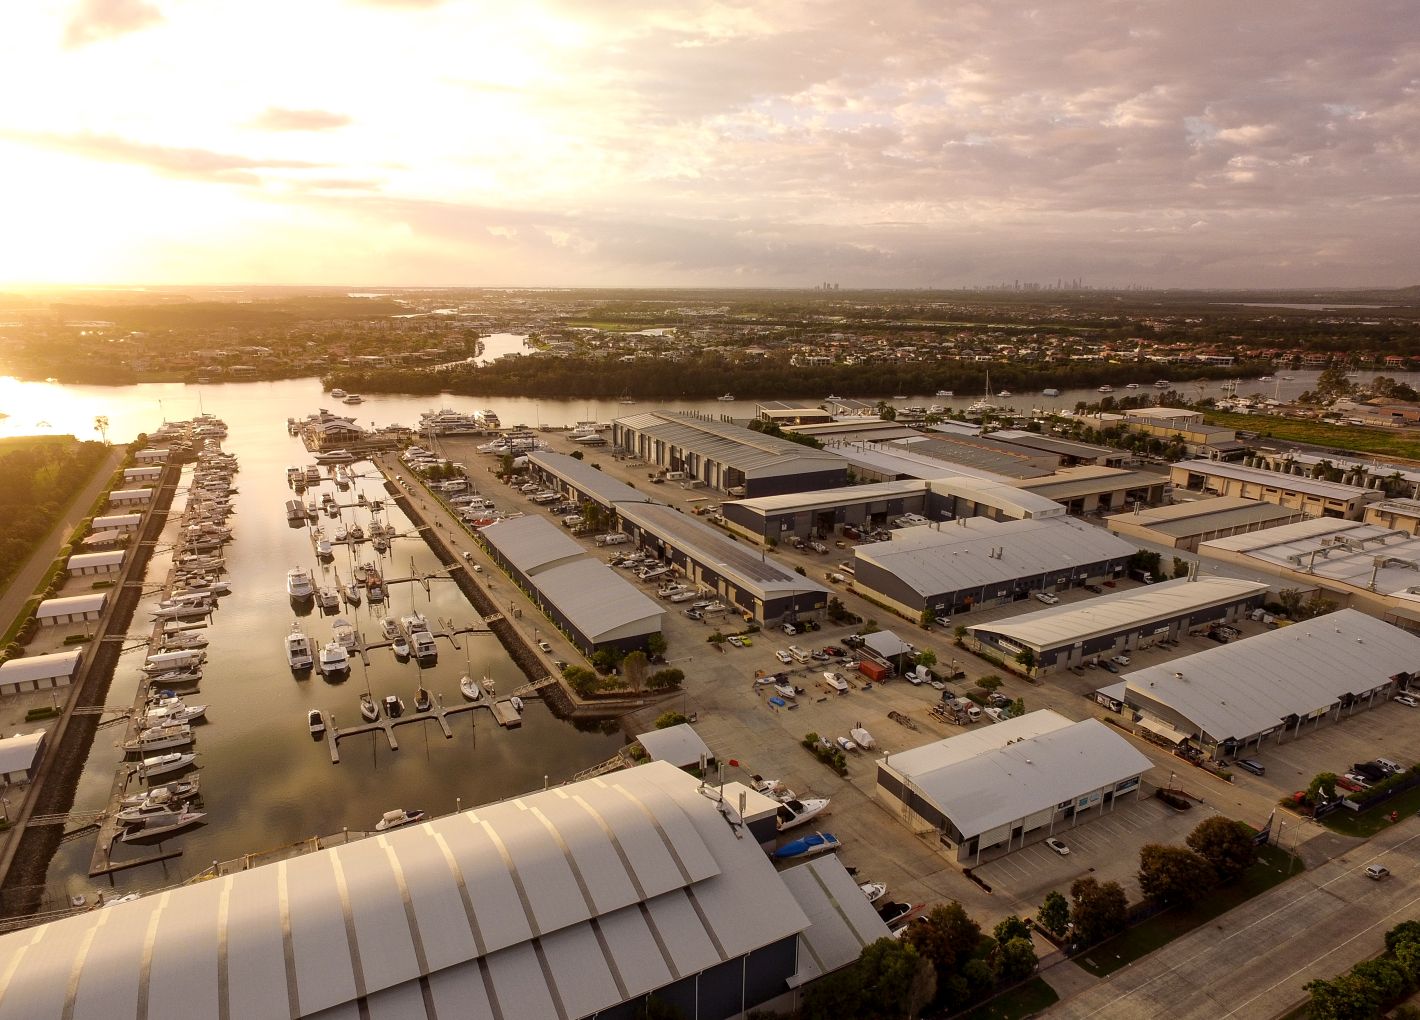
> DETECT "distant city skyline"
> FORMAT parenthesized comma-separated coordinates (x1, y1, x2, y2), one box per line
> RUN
(2, 1, 1417, 290)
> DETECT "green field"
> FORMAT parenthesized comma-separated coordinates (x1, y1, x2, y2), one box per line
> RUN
(1322, 783, 1420, 837)
(961, 977, 1061, 1020)
(1203, 410, 1420, 462)
(1077, 844, 1303, 977)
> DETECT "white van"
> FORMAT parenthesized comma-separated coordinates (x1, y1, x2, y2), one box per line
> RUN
(788, 645, 810, 663)
(664, 471, 687, 481)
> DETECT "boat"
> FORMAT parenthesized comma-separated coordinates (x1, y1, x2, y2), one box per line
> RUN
(318, 640, 349, 678)
(771, 831, 840, 860)
(1097, 384, 1114, 394)
(382, 695, 404, 718)
(141, 702, 207, 726)
(308, 709, 325, 735)
(717, 393, 735, 401)
(414, 686, 432, 713)
(392, 634, 410, 658)
(476, 409, 501, 429)
(137, 752, 197, 778)
(850, 726, 876, 750)
(775, 796, 830, 831)
(768, 696, 788, 709)
(314, 449, 355, 464)
(459, 674, 483, 701)
(773, 681, 797, 700)
(332, 617, 357, 650)
(1042, 387, 1060, 397)
(314, 531, 333, 559)
(510, 696, 524, 713)
(122, 776, 199, 806)
(343, 394, 364, 404)
(317, 587, 340, 612)
(1154, 379, 1170, 388)
(360, 694, 380, 722)
(1126, 382, 1140, 389)
(935, 389, 953, 397)
(750, 776, 796, 802)
(412, 630, 438, 662)
(117, 790, 196, 825)
(877, 901, 922, 930)
(348, 523, 365, 542)
(836, 736, 859, 753)
(285, 623, 314, 671)
(342, 581, 361, 607)
(286, 567, 315, 602)
(331, 388, 347, 399)
(997, 390, 1012, 398)
(120, 808, 206, 843)
(482, 675, 496, 695)
(380, 616, 401, 641)
(123, 724, 194, 754)
(374, 808, 425, 832)
(860, 881, 888, 904)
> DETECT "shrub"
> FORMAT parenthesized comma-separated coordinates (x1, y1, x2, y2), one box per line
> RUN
(648, 668, 684, 690)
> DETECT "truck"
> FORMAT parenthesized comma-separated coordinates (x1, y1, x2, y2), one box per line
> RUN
(1130, 569, 1154, 584)
(787, 645, 811, 664)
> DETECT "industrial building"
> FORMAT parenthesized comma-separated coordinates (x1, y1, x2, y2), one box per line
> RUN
(876, 711, 1151, 864)
(1120, 407, 1241, 456)
(0, 761, 890, 1019)
(1364, 498, 1420, 536)
(91, 513, 144, 535)
(35, 593, 107, 628)
(0, 731, 46, 785)
(886, 433, 1057, 479)
(850, 516, 1136, 619)
(781, 418, 921, 444)
(611, 410, 848, 497)
(478, 516, 664, 655)
(1115, 610, 1420, 759)
(107, 488, 153, 508)
(0, 649, 83, 698)
(754, 401, 835, 426)
(616, 502, 830, 627)
(1013, 464, 1169, 515)
(526, 450, 658, 517)
(65, 550, 126, 578)
(987, 430, 1131, 468)
(122, 465, 163, 484)
(1105, 496, 1309, 552)
(967, 577, 1271, 674)
(635, 723, 716, 771)
(1169, 460, 1383, 520)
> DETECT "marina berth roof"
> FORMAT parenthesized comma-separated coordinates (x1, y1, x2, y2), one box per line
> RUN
(35, 593, 107, 619)
(0, 731, 45, 776)
(882, 711, 1151, 841)
(66, 550, 126, 571)
(479, 515, 585, 576)
(532, 558, 665, 644)
(0, 649, 84, 685)
(1123, 609, 1420, 745)
(969, 577, 1272, 652)
(615, 410, 847, 479)
(527, 450, 658, 506)
(0, 761, 816, 1020)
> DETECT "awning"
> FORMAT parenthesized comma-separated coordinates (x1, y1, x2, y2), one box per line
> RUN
(1136, 716, 1192, 745)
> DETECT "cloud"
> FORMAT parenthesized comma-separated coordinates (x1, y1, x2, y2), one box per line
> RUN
(2, 131, 324, 185)
(248, 108, 352, 132)
(63, 0, 163, 49)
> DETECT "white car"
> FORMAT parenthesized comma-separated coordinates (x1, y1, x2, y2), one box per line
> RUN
(1395, 694, 1419, 708)
(727, 636, 745, 648)
(775, 650, 794, 664)
(1111, 654, 1131, 666)
(1033, 591, 1059, 605)
(1045, 838, 1070, 856)
(984, 706, 1006, 721)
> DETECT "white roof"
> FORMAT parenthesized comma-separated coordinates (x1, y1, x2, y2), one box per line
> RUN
(528, 450, 657, 506)
(0, 762, 812, 1019)
(616, 410, 847, 479)
(882, 711, 1151, 839)
(1124, 609, 1420, 743)
(480, 515, 584, 576)
(92, 514, 143, 529)
(1172, 459, 1376, 502)
(67, 551, 125, 571)
(779, 857, 893, 987)
(968, 577, 1271, 651)
(109, 488, 153, 501)
(0, 650, 84, 685)
(0, 731, 44, 774)
(731, 479, 933, 515)
(854, 517, 1135, 598)
(36, 593, 107, 618)
(532, 559, 664, 644)
(635, 723, 714, 768)
(828, 442, 1013, 482)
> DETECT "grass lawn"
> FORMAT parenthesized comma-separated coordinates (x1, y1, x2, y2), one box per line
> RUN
(960, 977, 1060, 1020)
(1077, 844, 1303, 977)
(1322, 783, 1420, 837)
(1202, 410, 1420, 461)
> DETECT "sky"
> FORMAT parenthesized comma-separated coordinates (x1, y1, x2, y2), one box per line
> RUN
(1, 0, 1417, 290)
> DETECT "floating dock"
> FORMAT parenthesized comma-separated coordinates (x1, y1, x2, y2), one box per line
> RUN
(323, 693, 521, 764)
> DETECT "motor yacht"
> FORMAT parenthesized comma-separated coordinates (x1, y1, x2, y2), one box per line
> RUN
(317, 587, 340, 612)
(382, 695, 405, 718)
(122, 776, 199, 806)
(308, 709, 325, 735)
(285, 623, 314, 671)
(137, 752, 197, 778)
(286, 567, 315, 602)
(123, 724, 194, 754)
(775, 796, 831, 831)
(120, 807, 207, 843)
(412, 630, 438, 662)
(318, 640, 350, 678)
(332, 617, 357, 650)
(374, 808, 425, 832)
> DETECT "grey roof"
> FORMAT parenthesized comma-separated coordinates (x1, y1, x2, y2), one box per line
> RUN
(827, 442, 1013, 483)
(528, 451, 658, 507)
(1171, 460, 1376, 502)
(532, 559, 664, 644)
(479, 515, 585, 577)
(989, 430, 1123, 462)
(783, 420, 920, 443)
(66, 551, 126, 570)
(863, 631, 913, 659)
(969, 577, 1271, 651)
(889, 434, 1057, 479)
(1105, 496, 1305, 538)
(927, 477, 1066, 519)
(617, 503, 830, 600)
(882, 712, 1151, 839)
(0, 761, 813, 1020)
(36, 593, 107, 618)
(635, 723, 714, 769)
(1368, 498, 1420, 520)
(1123, 610, 1420, 743)
(0, 732, 44, 775)
(0, 650, 84, 685)
(93, 513, 143, 529)
(854, 517, 1135, 598)
(615, 410, 846, 479)
(729, 479, 932, 516)
(779, 857, 893, 987)
(1015, 466, 1166, 501)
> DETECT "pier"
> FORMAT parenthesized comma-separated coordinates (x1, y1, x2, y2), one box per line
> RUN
(323, 692, 521, 764)
(85, 765, 192, 879)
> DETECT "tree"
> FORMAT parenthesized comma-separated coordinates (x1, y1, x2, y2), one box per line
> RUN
(1305, 973, 1384, 1020)
(1037, 891, 1070, 938)
(1015, 646, 1037, 672)
(916, 649, 937, 669)
(1172, 556, 1190, 579)
(903, 901, 982, 976)
(1009, 697, 1025, 719)
(1185, 817, 1258, 883)
(654, 711, 688, 729)
(976, 675, 1002, 692)
(992, 915, 1031, 945)
(562, 665, 601, 697)
(569, 449, 584, 460)
(1309, 771, 1340, 803)
(1350, 959, 1408, 1004)
(94, 415, 109, 445)
(646, 633, 667, 658)
(622, 650, 649, 693)
(1069, 878, 1128, 946)
(1137, 843, 1216, 906)
(647, 668, 684, 690)
(801, 937, 935, 1020)
(1386, 920, 1420, 955)
(993, 937, 1038, 984)
(919, 608, 935, 628)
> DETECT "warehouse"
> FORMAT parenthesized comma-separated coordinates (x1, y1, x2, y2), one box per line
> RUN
(1170, 460, 1383, 520)
(754, 401, 834, 426)
(635, 722, 716, 771)
(781, 418, 920, 444)
(122, 465, 163, 484)
(36, 593, 107, 628)
(1013, 464, 1168, 515)
(967, 577, 1271, 674)
(133, 447, 169, 464)
(987, 430, 1130, 468)
(526, 450, 658, 517)
(1105, 496, 1309, 552)
(65, 550, 126, 577)
(876, 711, 1151, 864)
(828, 441, 1007, 483)
(0, 650, 83, 698)
(107, 488, 153, 509)
(0, 732, 47, 785)
(611, 410, 848, 497)
(478, 516, 663, 655)
(1119, 610, 1420, 760)
(851, 516, 1135, 618)
(91, 513, 143, 535)
(617, 502, 830, 626)
(1364, 498, 1420, 536)
(0, 761, 889, 1019)
(888, 433, 1058, 478)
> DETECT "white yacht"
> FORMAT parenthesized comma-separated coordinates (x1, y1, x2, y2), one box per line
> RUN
(285, 623, 314, 671)
(332, 617, 357, 650)
(123, 724, 194, 754)
(317, 587, 340, 612)
(141, 702, 207, 726)
(459, 674, 483, 701)
(314, 449, 355, 465)
(342, 394, 364, 404)
(775, 796, 831, 832)
(137, 752, 197, 778)
(286, 567, 315, 602)
(412, 630, 438, 662)
(318, 640, 350, 678)
(120, 807, 207, 843)
(330, 388, 348, 399)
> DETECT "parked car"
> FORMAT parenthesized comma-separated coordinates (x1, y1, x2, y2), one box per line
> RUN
(781, 622, 798, 635)
(822, 646, 845, 657)
(1343, 771, 1373, 789)
(988, 692, 1011, 708)
(1395, 694, 1419, 708)
(1084, 583, 1104, 594)
(537, 639, 552, 652)
(1033, 591, 1060, 605)
(1376, 758, 1405, 775)
(727, 636, 745, 648)
(1100, 660, 1120, 674)
(1045, 838, 1070, 856)
(842, 635, 866, 648)
(810, 650, 830, 661)
(685, 608, 704, 620)
(1352, 762, 1386, 783)
(984, 707, 1007, 721)
(1366, 864, 1390, 880)
(1111, 654, 1131, 666)
(1236, 759, 1266, 777)
(775, 650, 794, 664)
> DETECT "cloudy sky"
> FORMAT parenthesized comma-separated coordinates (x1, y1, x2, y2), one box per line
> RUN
(1, 0, 1417, 289)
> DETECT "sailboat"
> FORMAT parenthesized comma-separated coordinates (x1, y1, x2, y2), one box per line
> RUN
(967, 369, 998, 415)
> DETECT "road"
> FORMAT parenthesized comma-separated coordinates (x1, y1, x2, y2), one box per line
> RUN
(1045, 816, 1420, 1019)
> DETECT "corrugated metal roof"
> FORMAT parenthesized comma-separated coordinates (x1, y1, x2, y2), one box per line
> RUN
(0, 762, 812, 1020)
(882, 712, 1151, 839)
(969, 577, 1271, 651)
(615, 410, 846, 478)
(528, 451, 657, 506)
(1015, 466, 1165, 501)
(854, 517, 1135, 598)
(1171, 459, 1375, 501)
(635, 723, 713, 768)
(0, 731, 44, 775)
(780, 857, 893, 988)
(890, 435, 1057, 479)
(1123, 609, 1420, 743)
(35, 593, 107, 618)
(730, 479, 931, 515)
(827, 442, 1012, 483)
(0, 650, 83, 684)
(989, 430, 1121, 461)
(532, 559, 664, 643)
(480, 516, 585, 576)
(67, 551, 126, 570)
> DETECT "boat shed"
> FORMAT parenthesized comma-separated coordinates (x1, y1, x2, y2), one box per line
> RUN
(133, 447, 169, 464)
(611, 410, 849, 497)
(0, 731, 46, 785)
(526, 450, 659, 516)
(65, 549, 126, 577)
(123, 465, 163, 484)
(0, 650, 84, 697)
(851, 516, 1135, 618)
(876, 711, 1150, 864)
(780, 418, 921, 444)
(616, 502, 831, 626)
(478, 516, 662, 654)
(1120, 610, 1420, 759)
(36, 593, 107, 627)
(0, 761, 887, 1019)
(107, 488, 153, 508)
(776, 855, 898, 991)
(635, 723, 715, 771)
(91, 513, 144, 534)
(1105, 496, 1309, 552)
(967, 577, 1271, 674)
